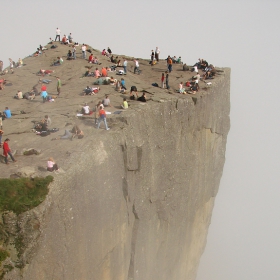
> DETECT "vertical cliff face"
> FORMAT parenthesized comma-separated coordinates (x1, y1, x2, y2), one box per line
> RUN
(17, 69, 230, 280)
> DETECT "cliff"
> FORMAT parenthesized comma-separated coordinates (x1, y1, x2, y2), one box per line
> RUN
(0, 44, 230, 280)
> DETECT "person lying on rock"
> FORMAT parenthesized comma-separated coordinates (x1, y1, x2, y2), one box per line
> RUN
(137, 92, 147, 102)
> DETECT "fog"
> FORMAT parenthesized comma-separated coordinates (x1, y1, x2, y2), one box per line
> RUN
(1, 0, 280, 279)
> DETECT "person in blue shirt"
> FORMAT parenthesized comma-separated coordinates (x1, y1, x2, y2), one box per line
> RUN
(3, 107, 11, 119)
(121, 78, 126, 90)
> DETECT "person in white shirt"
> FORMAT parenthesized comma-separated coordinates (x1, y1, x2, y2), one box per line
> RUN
(155, 47, 160, 61)
(81, 44, 87, 59)
(123, 59, 127, 74)
(55, 28, 61, 41)
(134, 60, 139, 74)
(83, 103, 90, 114)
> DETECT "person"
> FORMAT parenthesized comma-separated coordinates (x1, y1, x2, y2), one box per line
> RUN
(165, 72, 170, 89)
(102, 95, 111, 107)
(84, 86, 93, 96)
(3, 138, 17, 164)
(0, 113, 3, 129)
(120, 58, 126, 74)
(0, 79, 6, 90)
(82, 103, 90, 115)
(134, 60, 139, 74)
(151, 50, 154, 62)
(47, 157, 59, 172)
(107, 47, 112, 56)
(101, 67, 107, 77)
(44, 115, 51, 127)
(95, 68, 100, 78)
(67, 50, 73, 60)
(0, 129, 3, 147)
(179, 82, 186, 94)
(130, 86, 138, 98)
(41, 88, 48, 102)
(55, 28, 61, 41)
(161, 73, 165, 88)
(121, 98, 128, 109)
(97, 106, 110, 130)
(53, 57, 63, 66)
(23, 92, 35, 100)
(39, 69, 54, 76)
(17, 58, 23, 67)
(82, 44, 87, 59)
(95, 101, 102, 124)
(0, 60, 3, 72)
(121, 78, 127, 90)
(189, 83, 198, 94)
(68, 33, 73, 43)
(14, 90, 23, 99)
(167, 56, 173, 72)
(72, 45, 76, 59)
(57, 77, 61, 96)
(137, 92, 147, 102)
(88, 54, 94, 63)
(9, 58, 14, 72)
(71, 125, 84, 139)
(3, 107, 11, 118)
(155, 47, 160, 61)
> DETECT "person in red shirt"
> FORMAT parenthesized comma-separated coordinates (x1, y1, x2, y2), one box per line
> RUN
(97, 106, 110, 130)
(88, 54, 93, 63)
(3, 138, 17, 164)
(101, 67, 107, 77)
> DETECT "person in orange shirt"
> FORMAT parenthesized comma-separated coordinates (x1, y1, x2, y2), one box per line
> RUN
(101, 67, 107, 77)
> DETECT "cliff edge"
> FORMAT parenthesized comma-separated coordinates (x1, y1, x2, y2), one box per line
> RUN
(0, 44, 230, 280)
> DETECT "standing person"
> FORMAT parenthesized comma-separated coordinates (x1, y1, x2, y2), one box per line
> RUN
(0, 60, 3, 72)
(107, 47, 112, 56)
(57, 77, 61, 96)
(167, 56, 173, 72)
(161, 73, 165, 88)
(3, 138, 17, 164)
(165, 72, 170, 89)
(0, 113, 3, 129)
(0, 129, 3, 147)
(97, 106, 110, 130)
(123, 59, 127, 74)
(72, 45, 76, 59)
(47, 157, 59, 172)
(81, 44, 87, 59)
(68, 33, 73, 43)
(9, 58, 14, 71)
(155, 47, 160, 62)
(55, 28, 61, 41)
(41, 84, 48, 102)
(134, 59, 139, 74)
(151, 50, 154, 62)
(95, 101, 102, 124)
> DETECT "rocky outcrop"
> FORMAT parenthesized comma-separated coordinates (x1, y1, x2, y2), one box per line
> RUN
(4, 69, 230, 280)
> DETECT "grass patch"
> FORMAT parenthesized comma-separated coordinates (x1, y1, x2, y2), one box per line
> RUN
(0, 176, 53, 214)
(0, 249, 10, 264)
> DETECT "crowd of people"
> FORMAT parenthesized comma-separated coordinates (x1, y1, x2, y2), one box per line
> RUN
(0, 28, 219, 170)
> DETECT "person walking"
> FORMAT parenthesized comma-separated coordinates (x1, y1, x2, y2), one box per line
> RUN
(55, 28, 61, 41)
(97, 106, 110, 130)
(57, 77, 61, 96)
(3, 138, 17, 164)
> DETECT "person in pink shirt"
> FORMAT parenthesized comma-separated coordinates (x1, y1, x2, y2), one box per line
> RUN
(95, 68, 100, 78)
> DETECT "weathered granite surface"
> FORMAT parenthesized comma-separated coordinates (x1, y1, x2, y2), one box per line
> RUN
(3, 68, 230, 280)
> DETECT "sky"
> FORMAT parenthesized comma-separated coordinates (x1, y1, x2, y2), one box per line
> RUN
(2, 0, 280, 279)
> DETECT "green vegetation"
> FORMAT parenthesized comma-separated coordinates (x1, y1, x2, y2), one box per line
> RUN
(0, 249, 9, 264)
(0, 176, 53, 214)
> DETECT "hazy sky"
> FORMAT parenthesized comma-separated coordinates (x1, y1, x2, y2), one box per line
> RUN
(2, 1, 280, 279)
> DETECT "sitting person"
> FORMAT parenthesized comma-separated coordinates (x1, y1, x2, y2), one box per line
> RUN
(121, 97, 128, 109)
(109, 76, 116, 85)
(102, 95, 111, 107)
(94, 68, 100, 78)
(93, 57, 99, 64)
(130, 86, 138, 97)
(3, 107, 11, 119)
(17, 58, 23, 67)
(61, 35, 68, 45)
(53, 57, 63, 66)
(204, 65, 216, 80)
(82, 103, 90, 114)
(14, 90, 23, 99)
(189, 84, 199, 94)
(47, 157, 59, 172)
(84, 86, 93, 96)
(101, 67, 107, 77)
(102, 49, 108, 56)
(179, 82, 186, 94)
(67, 50, 73, 60)
(88, 54, 94, 63)
(120, 78, 126, 91)
(137, 92, 147, 102)
(0, 79, 7, 90)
